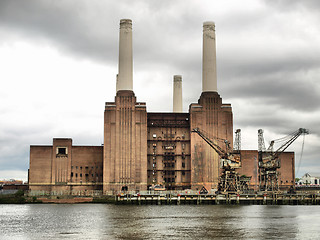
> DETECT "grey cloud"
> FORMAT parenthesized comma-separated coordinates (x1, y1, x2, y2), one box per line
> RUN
(266, 0, 320, 13)
(223, 73, 320, 112)
(0, 0, 119, 63)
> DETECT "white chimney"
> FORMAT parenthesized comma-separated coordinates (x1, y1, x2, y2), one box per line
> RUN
(202, 21, 217, 92)
(173, 75, 183, 112)
(117, 19, 133, 91)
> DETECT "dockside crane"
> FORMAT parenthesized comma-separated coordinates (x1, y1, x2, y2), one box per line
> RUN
(258, 128, 309, 192)
(192, 128, 250, 193)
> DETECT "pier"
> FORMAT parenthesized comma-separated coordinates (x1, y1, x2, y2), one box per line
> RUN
(115, 192, 320, 205)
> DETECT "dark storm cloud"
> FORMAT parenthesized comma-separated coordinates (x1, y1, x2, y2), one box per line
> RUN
(0, 0, 119, 63)
(223, 73, 320, 112)
(0, 0, 201, 70)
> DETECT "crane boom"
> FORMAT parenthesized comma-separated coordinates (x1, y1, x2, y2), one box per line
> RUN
(191, 128, 240, 165)
(273, 128, 309, 158)
(264, 128, 309, 161)
(191, 128, 226, 158)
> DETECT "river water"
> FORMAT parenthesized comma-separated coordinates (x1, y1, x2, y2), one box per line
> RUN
(0, 204, 319, 239)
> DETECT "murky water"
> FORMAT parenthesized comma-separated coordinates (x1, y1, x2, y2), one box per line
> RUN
(0, 204, 319, 239)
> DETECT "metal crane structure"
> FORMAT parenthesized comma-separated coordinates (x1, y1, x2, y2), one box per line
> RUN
(192, 128, 251, 193)
(258, 128, 309, 192)
(234, 129, 241, 152)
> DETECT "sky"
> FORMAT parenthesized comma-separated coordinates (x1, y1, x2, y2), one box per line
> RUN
(0, 0, 319, 181)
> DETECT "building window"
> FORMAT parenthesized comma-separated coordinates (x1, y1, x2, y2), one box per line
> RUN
(76, 173, 78, 177)
(71, 172, 73, 177)
(182, 171, 185, 176)
(182, 162, 185, 168)
(80, 174, 82, 177)
(56, 147, 68, 157)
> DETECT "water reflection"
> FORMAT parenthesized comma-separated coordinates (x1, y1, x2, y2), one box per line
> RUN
(0, 204, 319, 239)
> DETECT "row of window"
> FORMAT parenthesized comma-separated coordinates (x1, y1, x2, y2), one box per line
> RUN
(164, 178, 175, 183)
(151, 133, 187, 139)
(71, 172, 102, 178)
(71, 166, 100, 170)
(152, 162, 185, 168)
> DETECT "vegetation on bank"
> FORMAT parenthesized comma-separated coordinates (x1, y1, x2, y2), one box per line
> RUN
(0, 190, 26, 204)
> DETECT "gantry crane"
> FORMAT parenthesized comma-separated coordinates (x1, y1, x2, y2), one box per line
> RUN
(258, 128, 309, 192)
(192, 128, 250, 193)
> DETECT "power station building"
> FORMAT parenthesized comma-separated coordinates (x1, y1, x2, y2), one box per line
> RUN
(28, 19, 295, 194)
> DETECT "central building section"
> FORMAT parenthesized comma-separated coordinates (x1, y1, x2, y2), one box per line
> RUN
(103, 19, 233, 193)
(147, 113, 191, 190)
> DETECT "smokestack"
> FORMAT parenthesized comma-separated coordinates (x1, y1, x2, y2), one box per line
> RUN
(202, 21, 217, 92)
(117, 19, 133, 91)
(173, 75, 183, 112)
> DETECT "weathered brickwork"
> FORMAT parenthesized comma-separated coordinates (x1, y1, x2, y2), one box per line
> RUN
(189, 92, 233, 191)
(29, 139, 103, 192)
(103, 90, 147, 193)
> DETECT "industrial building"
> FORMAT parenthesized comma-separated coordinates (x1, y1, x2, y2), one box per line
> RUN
(28, 19, 295, 194)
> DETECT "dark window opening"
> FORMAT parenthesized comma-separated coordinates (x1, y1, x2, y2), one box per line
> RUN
(57, 147, 66, 155)
(71, 172, 73, 177)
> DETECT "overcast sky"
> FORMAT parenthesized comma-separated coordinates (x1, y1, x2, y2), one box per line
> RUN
(0, 0, 319, 181)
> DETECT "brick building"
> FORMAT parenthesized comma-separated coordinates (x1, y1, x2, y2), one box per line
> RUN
(28, 20, 295, 194)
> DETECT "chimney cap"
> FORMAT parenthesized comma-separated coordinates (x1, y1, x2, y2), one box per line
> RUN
(173, 75, 182, 82)
(203, 21, 215, 26)
(120, 19, 132, 28)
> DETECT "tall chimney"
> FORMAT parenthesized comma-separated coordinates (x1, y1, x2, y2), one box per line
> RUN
(173, 75, 183, 112)
(202, 21, 217, 92)
(117, 19, 133, 91)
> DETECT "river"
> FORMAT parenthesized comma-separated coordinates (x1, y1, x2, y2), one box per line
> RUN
(0, 204, 319, 239)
